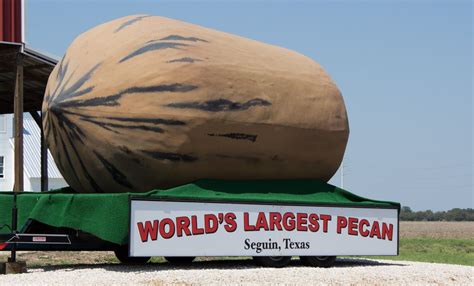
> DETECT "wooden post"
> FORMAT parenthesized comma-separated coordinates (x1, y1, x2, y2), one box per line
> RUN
(13, 53, 23, 193)
(10, 52, 23, 264)
(30, 111, 48, 192)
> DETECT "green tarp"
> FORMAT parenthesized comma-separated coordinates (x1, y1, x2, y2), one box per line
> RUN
(0, 180, 399, 245)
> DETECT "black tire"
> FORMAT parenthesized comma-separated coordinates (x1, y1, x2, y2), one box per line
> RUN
(300, 256, 336, 268)
(253, 256, 292, 268)
(164, 256, 195, 264)
(114, 245, 150, 264)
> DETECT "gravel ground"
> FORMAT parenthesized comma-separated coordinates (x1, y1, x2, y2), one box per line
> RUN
(0, 258, 472, 285)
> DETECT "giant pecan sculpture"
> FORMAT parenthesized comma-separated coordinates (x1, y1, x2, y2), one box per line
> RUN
(42, 15, 349, 193)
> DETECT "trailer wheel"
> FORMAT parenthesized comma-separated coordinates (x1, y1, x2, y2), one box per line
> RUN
(114, 246, 150, 264)
(164, 256, 195, 264)
(300, 256, 336, 268)
(253, 256, 292, 268)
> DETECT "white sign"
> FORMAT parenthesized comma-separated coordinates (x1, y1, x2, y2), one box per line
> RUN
(130, 199, 398, 257)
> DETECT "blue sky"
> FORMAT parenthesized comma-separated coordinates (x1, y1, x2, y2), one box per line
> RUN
(26, 0, 473, 210)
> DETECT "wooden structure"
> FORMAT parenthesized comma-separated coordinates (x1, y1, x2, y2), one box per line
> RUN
(1, 0, 58, 191)
(0, 42, 57, 192)
(1, 0, 58, 192)
(1, 0, 57, 269)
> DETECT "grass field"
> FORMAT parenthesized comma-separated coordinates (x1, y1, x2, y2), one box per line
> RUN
(360, 222, 474, 266)
(363, 238, 473, 266)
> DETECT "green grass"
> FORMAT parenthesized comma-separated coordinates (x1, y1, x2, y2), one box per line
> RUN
(360, 238, 474, 266)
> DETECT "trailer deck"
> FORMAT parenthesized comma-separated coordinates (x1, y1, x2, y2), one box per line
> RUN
(1, 179, 399, 258)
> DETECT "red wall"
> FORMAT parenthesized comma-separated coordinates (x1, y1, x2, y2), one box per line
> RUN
(0, 0, 22, 43)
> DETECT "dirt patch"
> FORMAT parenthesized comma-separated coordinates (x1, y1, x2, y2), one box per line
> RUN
(400, 222, 474, 239)
(0, 251, 118, 267)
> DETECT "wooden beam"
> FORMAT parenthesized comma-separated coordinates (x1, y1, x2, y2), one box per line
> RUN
(0, 64, 51, 74)
(13, 53, 23, 193)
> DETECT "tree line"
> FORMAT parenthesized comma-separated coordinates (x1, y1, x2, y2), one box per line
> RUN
(400, 207, 474, 221)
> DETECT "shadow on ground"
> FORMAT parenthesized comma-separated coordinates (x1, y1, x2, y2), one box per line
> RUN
(31, 257, 406, 273)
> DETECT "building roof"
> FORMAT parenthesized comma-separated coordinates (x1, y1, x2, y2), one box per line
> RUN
(9, 116, 63, 179)
(0, 41, 58, 114)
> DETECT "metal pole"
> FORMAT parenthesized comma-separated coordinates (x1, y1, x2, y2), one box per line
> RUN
(10, 52, 24, 263)
(40, 112, 48, 192)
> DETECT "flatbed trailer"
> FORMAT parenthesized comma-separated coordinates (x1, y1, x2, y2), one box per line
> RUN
(1, 179, 399, 268)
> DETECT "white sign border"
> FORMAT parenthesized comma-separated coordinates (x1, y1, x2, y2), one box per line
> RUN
(128, 196, 400, 257)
